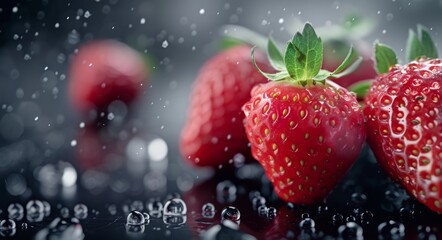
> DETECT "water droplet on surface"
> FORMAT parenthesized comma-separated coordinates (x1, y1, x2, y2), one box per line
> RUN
(60, 207, 70, 218)
(130, 200, 144, 211)
(7, 203, 24, 220)
(267, 207, 277, 219)
(301, 213, 310, 219)
(299, 218, 315, 229)
(21, 223, 27, 229)
(252, 196, 266, 210)
(361, 211, 374, 224)
(163, 198, 187, 216)
(202, 203, 215, 214)
(346, 215, 356, 222)
(351, 192, 367, 204)
(163, 215, 187, 227)
(216, 180, 237, 203)
(26, 200, 44, 215)
(338, 222, 363, 240)
(126, 224, 145, 236)
(201, 221, 256, 240)
(378, 220, 405, 239)
(333, 213, 344, 225)
(42, 201, 51, 216)
(147, 200, 163, 215)
(127, 210, 145, 225)
(74, 204, 88, 219)
(0, 219, 16, 230)
(257, 205, 267, 216)
(142, 212, 150, 223)
(108, 204, 117, 215)
(221, 206, 240, 222)
(140, 18, 146, 24)
(199, 8, 205, 14)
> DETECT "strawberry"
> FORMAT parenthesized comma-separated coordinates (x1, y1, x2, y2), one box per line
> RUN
(68, 40, 148, 115)
(363, 25, 442, 213)
(243, 23, 366, 204)
(180, 45, 270, 168)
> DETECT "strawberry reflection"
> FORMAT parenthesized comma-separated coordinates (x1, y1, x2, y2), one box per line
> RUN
(182, 171, 312, 239)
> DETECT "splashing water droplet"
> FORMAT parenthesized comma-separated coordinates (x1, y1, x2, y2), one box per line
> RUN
(221, 206, 240, 222)
(163, 198, 187, 216)
(127, 211, 145, 225)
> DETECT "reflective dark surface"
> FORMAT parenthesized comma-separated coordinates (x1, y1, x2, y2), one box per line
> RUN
(1, 0, 442, 239)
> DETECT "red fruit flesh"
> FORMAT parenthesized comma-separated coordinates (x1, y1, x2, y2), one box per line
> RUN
(68, 40, 147, 114)
(243, 81, 366, 204)
(323, 40, 377, 89)
(364, 58, 442, 213)
(180, 45, 270, 168)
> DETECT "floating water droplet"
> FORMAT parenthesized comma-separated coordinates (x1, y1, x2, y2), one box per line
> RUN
(27, 200, 45, 215)
(162, 40, 169, 48)
(127, 211, 145, 225)
(81, 11, 91, 19)
(74, 204, 88, 219)
(221, 206, 240, 222)
(163, 198, 187, 216)
(338, 222, 363, 240)
(378, 220, 405, 239)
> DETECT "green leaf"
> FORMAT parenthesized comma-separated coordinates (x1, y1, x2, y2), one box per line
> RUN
(375, 42, 397, 74)
(332, 46, 358, 75)
(284, 42, 297, 79)
(289, 23, 323, 80)
(251, 46, 289, 81)
(348, 79, 373, 99)
(332, 56, 363, 79)
(406, 25, 438, 62)
(267, 37, 285, 71)
(312, 69, 332, 81)
(313, 47, 363, 81)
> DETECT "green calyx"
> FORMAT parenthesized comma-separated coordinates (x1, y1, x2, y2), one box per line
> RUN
(375, 24, 439, 74)
(251, 23, 362, 86)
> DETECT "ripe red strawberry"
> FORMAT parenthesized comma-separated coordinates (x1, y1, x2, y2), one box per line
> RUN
(68, 40, 148, 115)
(364, 25, 442, 213)
(243, 23, 366, 204)
(180, 45, 270, 168)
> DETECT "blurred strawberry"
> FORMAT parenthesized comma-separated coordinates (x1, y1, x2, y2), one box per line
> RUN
(68, 40, 148, 115)
(180, 45, 271, 168)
